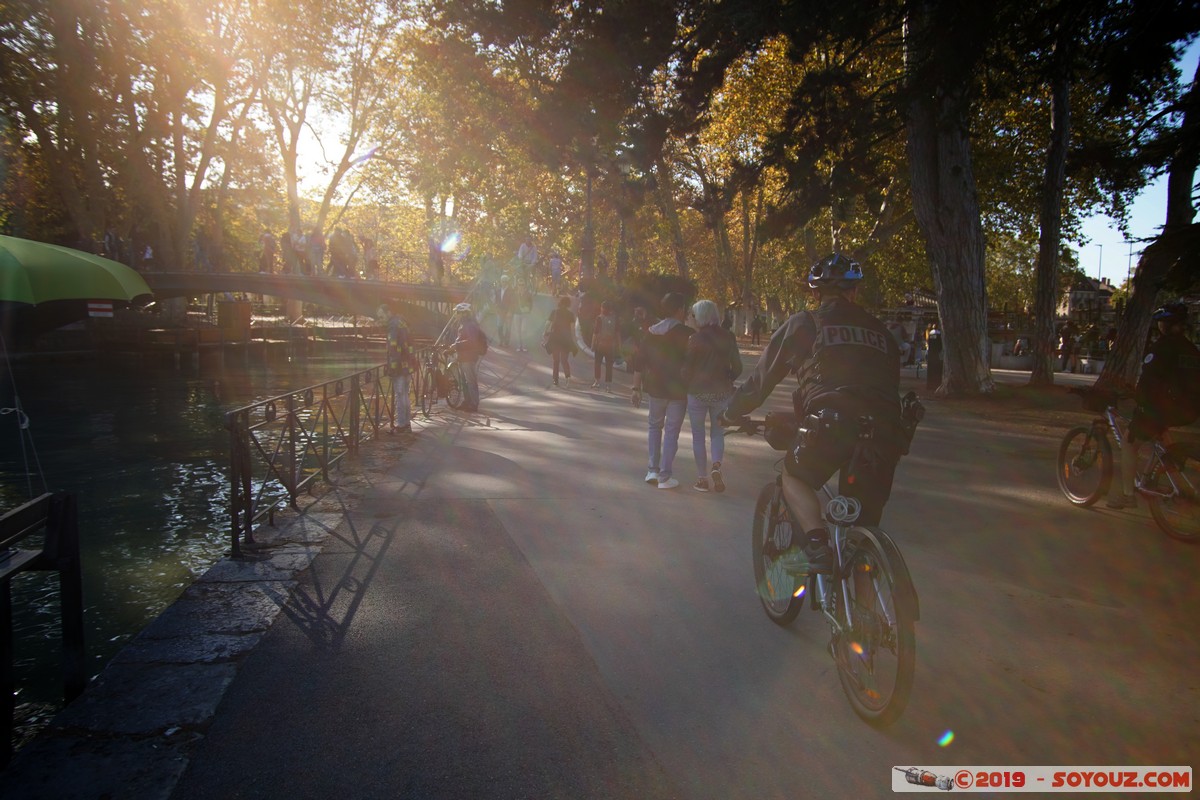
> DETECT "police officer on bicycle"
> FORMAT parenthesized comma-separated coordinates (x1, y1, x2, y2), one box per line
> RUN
(1109, 302, 1200, 509)
(722, 253, 907, 573)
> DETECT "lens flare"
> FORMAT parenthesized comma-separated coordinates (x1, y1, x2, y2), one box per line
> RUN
(793, 585, 806, 598)
(440, 232, 461, 253)
(938, 730, 955, 747)
(850, 641, 864, 655)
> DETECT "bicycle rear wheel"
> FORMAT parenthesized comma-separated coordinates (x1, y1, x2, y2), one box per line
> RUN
(1056, 425, 1112, 506)
(751, 481, 803, 625)
(834, 529, 916, 727)
(1146, 445, 1200, 542)
(419, 366, 437, 416)
(445, 362, 466, 409)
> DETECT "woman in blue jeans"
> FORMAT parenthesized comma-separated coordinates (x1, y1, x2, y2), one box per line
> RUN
(682, 300, 743, 492)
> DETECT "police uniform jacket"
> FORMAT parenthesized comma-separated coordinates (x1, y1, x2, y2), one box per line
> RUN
(727, 296, 904, 445)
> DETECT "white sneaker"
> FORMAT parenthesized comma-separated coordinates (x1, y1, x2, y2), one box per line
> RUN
(657, 477, 680, 490)
(644, 470, 659, 484)
(591, 381, 600, 388)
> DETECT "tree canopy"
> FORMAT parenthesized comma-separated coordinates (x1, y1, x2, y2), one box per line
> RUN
(1, 0, 1198, 393)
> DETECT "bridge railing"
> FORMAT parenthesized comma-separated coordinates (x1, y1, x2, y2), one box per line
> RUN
(0, 492, 85, 767)
(225, 366, 396, 557)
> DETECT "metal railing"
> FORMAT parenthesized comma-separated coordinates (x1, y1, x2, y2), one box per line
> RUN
(225, 366, 396, 558)
(0, 492, 85, 767)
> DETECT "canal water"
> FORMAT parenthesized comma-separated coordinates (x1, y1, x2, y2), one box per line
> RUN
(0, 348, 383, 723)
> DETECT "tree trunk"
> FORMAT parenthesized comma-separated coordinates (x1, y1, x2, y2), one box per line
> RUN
(654, 155, 690, 279)
(904, 3, 994, 395)
(1030, 61, 1071, 387)
(1095, 63, 1200, 393)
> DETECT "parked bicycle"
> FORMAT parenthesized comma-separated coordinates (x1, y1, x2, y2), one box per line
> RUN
(727, 409, 919, 727)
(1058, 387, 1200, 542)
(418, 345, 466, 415)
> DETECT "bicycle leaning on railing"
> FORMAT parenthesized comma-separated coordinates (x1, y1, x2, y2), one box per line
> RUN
(1057, 387, 1200, 542)
(417, 344, 467, 415)
(725, 404, 921, 726)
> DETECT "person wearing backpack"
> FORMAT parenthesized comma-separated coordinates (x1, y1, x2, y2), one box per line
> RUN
(1108, 302, 1200, 509)
(451, 303, 487, 412)
(591, 300, 619, 392)
(633, 292, 695, 490)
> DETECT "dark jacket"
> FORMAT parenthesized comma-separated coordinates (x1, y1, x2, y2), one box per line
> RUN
(1132, 330, 1200, 434)
(642, 317, 694, 400)
(547, 307, 576, 352)
(682, 324, 742, 395)
(452, 317, 487, 363)
(728, 296, 903, 444)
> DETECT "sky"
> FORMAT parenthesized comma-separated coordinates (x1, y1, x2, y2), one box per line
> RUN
(1076, 39, 1200, 287)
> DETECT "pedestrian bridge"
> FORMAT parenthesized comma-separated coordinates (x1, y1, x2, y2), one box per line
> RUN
(143, 271, 472, 320)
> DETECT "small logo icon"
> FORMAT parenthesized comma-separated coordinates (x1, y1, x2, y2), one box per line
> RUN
(895, 767, 955, 790)
(954, 770, 973, 789)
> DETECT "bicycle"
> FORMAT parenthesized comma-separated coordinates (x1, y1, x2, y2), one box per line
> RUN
(729, 408, 919, 727)
(417, 345, 466, 415)
(1057, 387, 1200, 542)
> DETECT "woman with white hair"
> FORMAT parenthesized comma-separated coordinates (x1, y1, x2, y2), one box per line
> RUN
(682, 299, 743, 492)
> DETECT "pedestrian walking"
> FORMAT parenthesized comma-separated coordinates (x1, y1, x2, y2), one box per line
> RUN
(634, 292, 694, 489)
(591, 300, 619, 391)
(627, 306, 650, 407)
(544, 295, 576, 388)
(750, 314, 765, 346)
(682, 299, 742, 492)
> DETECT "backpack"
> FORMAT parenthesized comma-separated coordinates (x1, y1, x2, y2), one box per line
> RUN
(594, 314, 617, 348)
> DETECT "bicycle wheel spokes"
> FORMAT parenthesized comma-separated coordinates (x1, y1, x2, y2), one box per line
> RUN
(419, 366, 436, 416)
(446, 363, 466, 409)
(1056, 426, 1112, 506)
(751, 482, 803, 625)
(834, 535, 915, 727)
(1148, 450, 1200, 542)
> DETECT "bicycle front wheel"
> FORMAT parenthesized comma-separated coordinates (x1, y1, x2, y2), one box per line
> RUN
(834, 529, 916, 727)
(445, 362, 466, 409)
(751, 481, 803, 625)
(419, 366, 437, 416)
(1146, 445, 1200, 542)
(1057, 425, 1112, 506)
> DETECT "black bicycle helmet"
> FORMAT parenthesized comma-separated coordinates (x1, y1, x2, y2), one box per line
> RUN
(1152, 302, 1188, 323)
(806, 253, 864, 290)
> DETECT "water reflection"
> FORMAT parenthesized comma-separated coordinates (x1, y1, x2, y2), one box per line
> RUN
(0, 351, 380, 709)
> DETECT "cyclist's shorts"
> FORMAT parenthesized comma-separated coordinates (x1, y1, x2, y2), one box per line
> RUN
(1130, 406, 1168, 442)
(785, 436, 897, 527)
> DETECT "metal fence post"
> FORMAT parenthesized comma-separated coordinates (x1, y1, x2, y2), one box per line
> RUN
(286, 392, 299, 507)
(47, 493, 85, 702)
(351, 373, 361, 452)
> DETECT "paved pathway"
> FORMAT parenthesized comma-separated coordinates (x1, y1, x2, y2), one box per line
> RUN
(3, 340, 1197, 799)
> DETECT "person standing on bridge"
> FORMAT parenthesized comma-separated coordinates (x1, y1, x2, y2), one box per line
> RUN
(258, 228, 276, 274)
(451, 303, 487, 412)
(380, 304, 417, 434)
